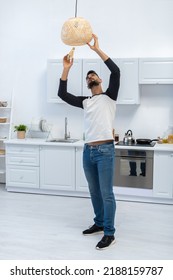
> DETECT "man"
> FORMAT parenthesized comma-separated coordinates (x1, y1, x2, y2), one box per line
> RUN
(58, 34, 120, 250)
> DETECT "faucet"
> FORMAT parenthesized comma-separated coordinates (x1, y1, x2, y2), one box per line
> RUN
(64, 117, 70, 139)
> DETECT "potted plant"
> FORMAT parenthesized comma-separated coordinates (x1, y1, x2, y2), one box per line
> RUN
(14, 124, 27, 139)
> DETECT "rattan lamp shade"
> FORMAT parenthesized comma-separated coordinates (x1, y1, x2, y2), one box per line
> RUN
(61, 17, 93, 46)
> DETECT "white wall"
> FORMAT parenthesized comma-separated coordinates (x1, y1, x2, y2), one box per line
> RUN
(0, 0, 173, 139)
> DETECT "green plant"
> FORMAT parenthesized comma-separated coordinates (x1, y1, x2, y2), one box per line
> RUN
(14, 124, 27, 132)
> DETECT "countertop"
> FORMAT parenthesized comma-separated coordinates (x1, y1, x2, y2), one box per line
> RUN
(4, 138, 84, 147)
(4, 138, 173, 151)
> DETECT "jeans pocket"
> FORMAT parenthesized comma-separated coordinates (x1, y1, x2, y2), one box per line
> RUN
(98, 145, 115, 156)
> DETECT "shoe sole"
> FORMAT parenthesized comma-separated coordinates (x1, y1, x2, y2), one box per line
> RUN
(83, 230, 104, 236)
(95, 239, 116, 250)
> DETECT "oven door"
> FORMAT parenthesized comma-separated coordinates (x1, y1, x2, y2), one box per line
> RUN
(114, 149, 153, 189)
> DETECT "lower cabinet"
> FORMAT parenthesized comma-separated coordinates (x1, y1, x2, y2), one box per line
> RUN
(5, 142, 173, 201)
(40, 146, 76, 191)
(6, 144, 39, 189)
(153, 151, 173, 198)
(6, 165, 39, 188)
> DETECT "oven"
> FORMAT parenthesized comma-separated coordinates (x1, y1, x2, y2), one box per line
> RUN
(114, 148, 154, 189)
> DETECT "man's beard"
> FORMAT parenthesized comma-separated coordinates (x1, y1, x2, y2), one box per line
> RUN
(87, 80, 100, 89)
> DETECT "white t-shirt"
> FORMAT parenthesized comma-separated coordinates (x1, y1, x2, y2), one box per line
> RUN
(83, 94, 116, 143)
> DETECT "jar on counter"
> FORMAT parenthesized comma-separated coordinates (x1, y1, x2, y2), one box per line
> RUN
(162, 125, 173, 143)
(168, 134, 173, 143)
(112, 129, 119, 142)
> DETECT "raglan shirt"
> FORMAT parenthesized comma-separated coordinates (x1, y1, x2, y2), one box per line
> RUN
(58, 58, 120, 143)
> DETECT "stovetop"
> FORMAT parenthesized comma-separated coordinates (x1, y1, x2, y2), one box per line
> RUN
(116, 141, 156, 147)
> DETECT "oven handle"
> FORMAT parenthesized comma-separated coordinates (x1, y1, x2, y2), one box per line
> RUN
(119, 156, 146, 161)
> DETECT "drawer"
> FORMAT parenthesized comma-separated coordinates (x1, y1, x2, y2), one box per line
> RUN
(6, 145, 39, 154)
(6, 166, 39, 188)
(6, 145, 39, 166)
(6, 153, 39, 166)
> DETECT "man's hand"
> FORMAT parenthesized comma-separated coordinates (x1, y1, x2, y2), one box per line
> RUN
(63, 55, 73, 69)
(61, 55, 73, 81)
(87, 33, 109, 62)
(87, 34, 99, 51)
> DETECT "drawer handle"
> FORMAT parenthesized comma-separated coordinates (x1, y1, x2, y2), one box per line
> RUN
(20, 176, 23, 180)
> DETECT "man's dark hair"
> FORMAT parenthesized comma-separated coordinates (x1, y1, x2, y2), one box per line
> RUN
(86, 70, 99, 79)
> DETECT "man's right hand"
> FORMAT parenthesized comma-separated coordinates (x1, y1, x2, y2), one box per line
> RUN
(63, 55, 73, 70)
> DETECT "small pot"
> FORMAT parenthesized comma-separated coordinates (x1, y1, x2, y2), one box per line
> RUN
(136, 138, 158, 145)
(17, 131, 26, 139)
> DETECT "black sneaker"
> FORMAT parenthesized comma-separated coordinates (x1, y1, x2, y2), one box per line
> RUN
(83, 224, 104, 235)
(96, 235, 115, 250)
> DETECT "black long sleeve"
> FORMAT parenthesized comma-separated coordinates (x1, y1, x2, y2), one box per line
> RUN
(58, 80, 86, 108)
(104, 58, 120, 101)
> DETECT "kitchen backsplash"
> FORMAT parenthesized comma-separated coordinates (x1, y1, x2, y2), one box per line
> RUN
(115, 84, 173, 141)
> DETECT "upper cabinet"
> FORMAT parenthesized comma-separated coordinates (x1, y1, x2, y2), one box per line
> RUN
(101, 58, 139, 104)
(47, 57, 173, 103)
(139, 58, 173, 84)
(47, 58, 139, 104)
(47, 59, 82, 103)
(117, 58, 139, 104)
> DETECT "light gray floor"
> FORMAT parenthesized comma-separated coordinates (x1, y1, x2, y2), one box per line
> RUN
(0, 184, 173, 260)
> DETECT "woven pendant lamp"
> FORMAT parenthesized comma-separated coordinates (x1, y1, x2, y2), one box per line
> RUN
(61, 0, 93, 46)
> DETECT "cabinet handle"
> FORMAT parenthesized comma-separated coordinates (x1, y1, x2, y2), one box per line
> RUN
(20, 176, 23, 180)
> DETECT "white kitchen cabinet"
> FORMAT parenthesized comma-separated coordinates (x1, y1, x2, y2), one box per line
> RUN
(75, 147, 89, 193)
(6, 165, 39, 188)
(5, 140, 173, 203)
(40, 145, 75, 191)
(101, 58, 139, 104)
(139, 58, 173, 84)
(47, 59, 82, 103)
(118, 58, 139, 104)
(6, 144, 39, 189)
(153, 151, 173, 198)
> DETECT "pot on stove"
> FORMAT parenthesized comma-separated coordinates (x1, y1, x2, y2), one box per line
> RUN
(123, 129, 135, 144)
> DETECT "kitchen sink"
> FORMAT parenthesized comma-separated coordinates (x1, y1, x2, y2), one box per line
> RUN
(46, 138, 79, 143)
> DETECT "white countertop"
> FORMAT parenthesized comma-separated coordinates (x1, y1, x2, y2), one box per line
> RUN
(154, 143, 173, 152)
(115, 142, 173, 151)
(4, 138, 173, 151)
(114, 143, 155, 151)
(4, 138, 85, 147)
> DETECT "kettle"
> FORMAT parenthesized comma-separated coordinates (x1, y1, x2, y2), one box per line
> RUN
(123, 129, 135, 144)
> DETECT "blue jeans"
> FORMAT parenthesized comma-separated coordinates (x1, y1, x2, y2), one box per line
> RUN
(83, 142, 116, 236)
